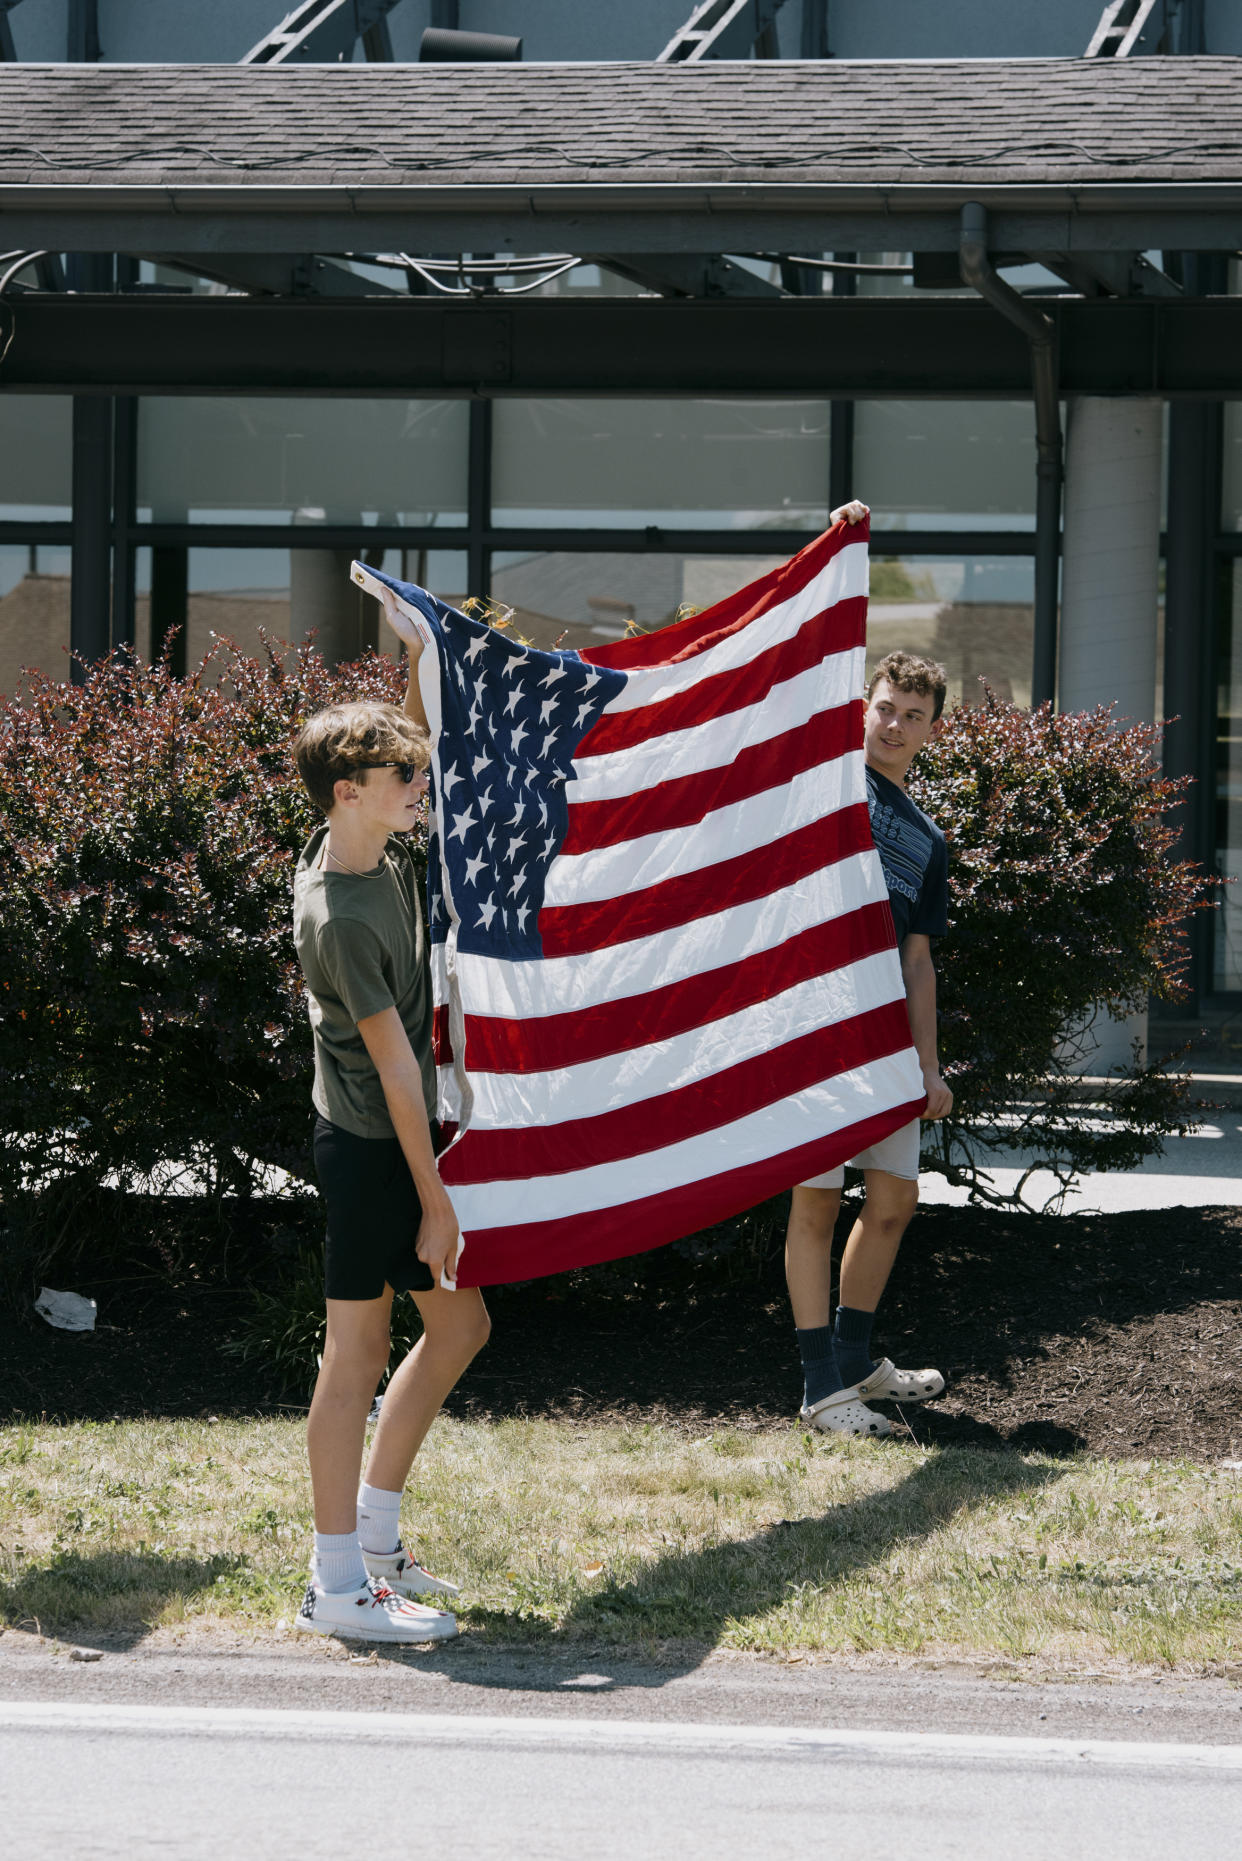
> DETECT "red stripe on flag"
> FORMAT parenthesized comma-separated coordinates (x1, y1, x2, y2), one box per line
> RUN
(441, 999, 915, 1186)
(579, 522, 863, 674)
(576, 596, 866, 759)
(563, 700, 862, 855)
(540, 801, 874, 958)
(451, 1095, 925, 1288)
(432, 1004, 452, 1063)
(456, 898, 897, 1075)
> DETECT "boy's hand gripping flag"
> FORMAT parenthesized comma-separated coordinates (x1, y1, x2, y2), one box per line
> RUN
(352, 521, 926, 1288)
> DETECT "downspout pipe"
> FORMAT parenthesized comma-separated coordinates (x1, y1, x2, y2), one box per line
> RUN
(959, 202, 1062, 709)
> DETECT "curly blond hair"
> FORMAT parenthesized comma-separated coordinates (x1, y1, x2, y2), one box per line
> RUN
(293, 702, 430, 816)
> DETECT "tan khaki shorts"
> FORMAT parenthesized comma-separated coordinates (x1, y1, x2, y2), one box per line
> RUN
(797, 1116, 921, 1190)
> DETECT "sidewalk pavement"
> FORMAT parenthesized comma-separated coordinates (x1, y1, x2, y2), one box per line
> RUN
(920, 1094, 1242, 1215)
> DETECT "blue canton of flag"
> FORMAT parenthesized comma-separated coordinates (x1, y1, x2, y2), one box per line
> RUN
(352, 574, 625, 962)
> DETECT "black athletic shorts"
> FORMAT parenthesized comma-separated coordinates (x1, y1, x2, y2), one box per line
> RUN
(312, 1115, 437, 1301)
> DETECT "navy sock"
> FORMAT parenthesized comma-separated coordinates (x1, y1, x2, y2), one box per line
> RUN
(833, 1305, 877, 1387)
(796, 1325, 844, 1408)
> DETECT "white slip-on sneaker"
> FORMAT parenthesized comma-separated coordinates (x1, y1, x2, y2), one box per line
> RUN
(293, 1576, 458, 1643)
(362, 1543, 461, 1600)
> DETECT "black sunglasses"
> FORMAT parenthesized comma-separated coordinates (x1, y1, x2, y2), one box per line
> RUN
(352, 761, 422, 784)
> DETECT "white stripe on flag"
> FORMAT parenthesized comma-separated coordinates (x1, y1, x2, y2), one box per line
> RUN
(595, 540, 869, 714)
(454, 949, 906, 1132)
(431, 847, 887, 1020)
(544, 750, 862, 907)
(566, 647, 864, 804)
(446, 1049, 921, 1228)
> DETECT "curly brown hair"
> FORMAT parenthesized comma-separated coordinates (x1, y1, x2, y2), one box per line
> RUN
(293, 702, 430, 816)
(866, 650, 948, 723)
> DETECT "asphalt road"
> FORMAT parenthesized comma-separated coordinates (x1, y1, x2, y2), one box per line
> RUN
(3, 1700, 1240, 1860)
(6, 1635, 1242, 1743)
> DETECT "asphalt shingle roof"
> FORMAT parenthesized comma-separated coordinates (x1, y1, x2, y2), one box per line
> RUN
(0, 56, 1238, 191)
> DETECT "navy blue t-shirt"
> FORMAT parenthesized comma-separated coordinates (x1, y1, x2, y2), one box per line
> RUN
(865, 764, 948, 947)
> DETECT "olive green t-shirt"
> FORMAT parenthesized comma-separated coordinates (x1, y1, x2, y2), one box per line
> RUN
(292, 825, 437, 1140)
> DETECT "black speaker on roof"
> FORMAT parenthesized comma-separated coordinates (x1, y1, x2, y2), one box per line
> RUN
(419, 28, 523, 61)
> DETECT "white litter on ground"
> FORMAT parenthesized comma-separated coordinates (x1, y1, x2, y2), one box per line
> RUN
(33, 1287, 97, 1332)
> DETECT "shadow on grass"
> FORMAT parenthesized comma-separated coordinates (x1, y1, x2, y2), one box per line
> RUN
(0, 1548, 254, 1652)
(387, 1444, 1067, 1691)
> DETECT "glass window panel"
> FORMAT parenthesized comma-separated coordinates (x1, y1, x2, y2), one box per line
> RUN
(135, 547, 467, 671)
(0, 395, 73, 520)
(490, 550, 792, 652)
(854, 401, 1037, 531)
(1215, 562, 1242, 990)
(868, 555, 1034, 711)
(0, 543, 72, 694)
(137, 398, 469, 526)
(491, 399, 830, 530)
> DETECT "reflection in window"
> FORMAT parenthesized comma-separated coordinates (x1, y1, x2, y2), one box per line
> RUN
(489, 552, 791, 653)
(0, 396, 73, 520)
(0, 544, 72, 694)
(868, 556, 1034, 711)
(135, 547, 468, 672)
(491, 399, 830, 530)
(137, 398, 469, 526)
(854, 401, 1036, 531)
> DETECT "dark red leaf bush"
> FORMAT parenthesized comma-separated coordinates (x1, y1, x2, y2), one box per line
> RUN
(909, 691, 1215, 1200)
(0, 638, 419, 1282)
(0, 656, 1213, 1299)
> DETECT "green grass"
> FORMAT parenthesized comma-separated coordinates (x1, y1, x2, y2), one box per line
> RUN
(3, 1416, 1241, 1670)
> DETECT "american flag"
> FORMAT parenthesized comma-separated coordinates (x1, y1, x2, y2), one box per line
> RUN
(352, 523, 925, 1288)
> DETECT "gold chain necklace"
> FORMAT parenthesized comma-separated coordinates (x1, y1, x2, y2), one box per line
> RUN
(321, 843, 383, 878)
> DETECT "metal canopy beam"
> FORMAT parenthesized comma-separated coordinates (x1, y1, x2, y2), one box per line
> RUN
(1085, 0, 1172, 57)
(657, 0, 790, 62)
(589, 253, 784, 299)
(154, 253, 401, 297)
(0, 1, 22, 64)
(242, 0, 404, 65)
(1033, 250, 1182, 298)
(3, 191, 1239, 259)
(3, 294, 1241, 398)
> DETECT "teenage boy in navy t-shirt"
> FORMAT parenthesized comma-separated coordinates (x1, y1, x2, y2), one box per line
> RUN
(786, 514, 954, 1436)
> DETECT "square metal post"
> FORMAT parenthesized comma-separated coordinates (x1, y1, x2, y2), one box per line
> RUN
(150, 546, 188, 678)
(110, 394, 138, 651)
(467, 398, 492, 604)
(69, 395, 113, 680)
(1164, 399, 1223, 1009)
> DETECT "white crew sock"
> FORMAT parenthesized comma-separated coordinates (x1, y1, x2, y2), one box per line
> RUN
(357, 1482, 403, 1555)
(312, 1529, 366, 1595)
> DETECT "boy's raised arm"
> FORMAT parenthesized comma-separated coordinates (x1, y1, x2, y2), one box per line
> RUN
(377, 587, 431, 736)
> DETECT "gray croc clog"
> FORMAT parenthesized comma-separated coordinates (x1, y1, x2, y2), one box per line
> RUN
(799, 1391, 892, 1438)
(855, 1358, 946, 1403)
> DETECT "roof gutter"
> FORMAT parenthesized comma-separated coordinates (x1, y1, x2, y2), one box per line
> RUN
(960, 200, 1060, 710)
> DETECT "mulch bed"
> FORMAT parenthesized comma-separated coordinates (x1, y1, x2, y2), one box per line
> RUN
(2, 1201, 1239, 1461)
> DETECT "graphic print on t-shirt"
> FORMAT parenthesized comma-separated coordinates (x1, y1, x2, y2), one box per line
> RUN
(864, 764, 948, 947)
(869, 792, 934, 906)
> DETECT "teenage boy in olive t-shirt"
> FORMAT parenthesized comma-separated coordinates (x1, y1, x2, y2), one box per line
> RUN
(289, 699, 489, 1644)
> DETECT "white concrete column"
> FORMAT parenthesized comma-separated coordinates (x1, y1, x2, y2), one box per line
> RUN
(290, 547, 362, 666)
(1059, 397, 1163, 1074)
